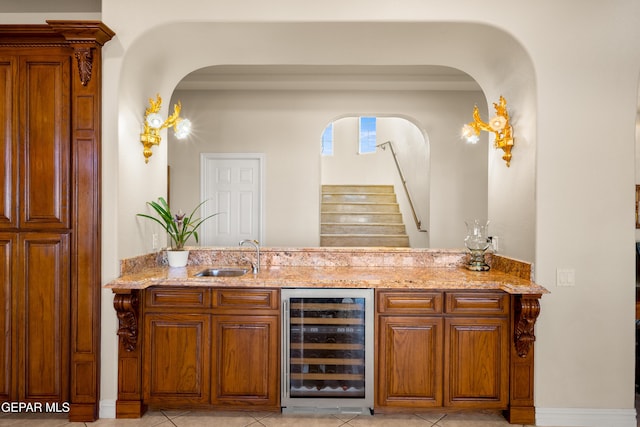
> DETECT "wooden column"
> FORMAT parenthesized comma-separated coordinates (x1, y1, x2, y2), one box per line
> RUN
(48, 21, 115, 422)
(113, 290, 147, 418)
(505, 294, 541, 424)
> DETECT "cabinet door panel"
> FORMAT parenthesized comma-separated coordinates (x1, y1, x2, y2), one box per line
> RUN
(0, 233, 16, 400)
(444, 318, 508, 408)
(377, 316, 443, 407)
(143, 313, 210, 405)
(212, 315, 279, 407)
(19, 232, 69, 401)
(0, 58, 16, 229)
(19, 56, 70, 229)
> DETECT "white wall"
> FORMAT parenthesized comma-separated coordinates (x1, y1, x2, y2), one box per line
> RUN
(321, 117, 398, 187)
(373, 117, 432, 247)
(168, 91, 486, 249)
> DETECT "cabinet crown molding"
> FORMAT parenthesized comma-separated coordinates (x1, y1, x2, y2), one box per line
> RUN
(0, 20, 114, 46)
(46, 20, 115, 46)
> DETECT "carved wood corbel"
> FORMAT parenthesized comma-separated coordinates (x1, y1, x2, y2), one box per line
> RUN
(113, 292, 140, 352)
(73, 45, 93, 86)
(514, 295, 540, 357)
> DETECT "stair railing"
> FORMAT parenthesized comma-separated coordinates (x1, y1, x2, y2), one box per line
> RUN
(376, 141, 428, 233)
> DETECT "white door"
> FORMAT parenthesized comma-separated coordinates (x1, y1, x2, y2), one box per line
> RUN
(200, 153, 264, 247)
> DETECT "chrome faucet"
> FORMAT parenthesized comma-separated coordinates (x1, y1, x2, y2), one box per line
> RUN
(239, 239, 260, 274)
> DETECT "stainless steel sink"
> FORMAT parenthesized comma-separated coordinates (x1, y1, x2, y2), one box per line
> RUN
(194, 268, 249, 277)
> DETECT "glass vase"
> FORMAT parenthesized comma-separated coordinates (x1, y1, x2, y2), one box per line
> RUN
(464, 220, 491, 271)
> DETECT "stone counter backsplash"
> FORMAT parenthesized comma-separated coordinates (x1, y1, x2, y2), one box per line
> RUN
(119, 247, 533, 281)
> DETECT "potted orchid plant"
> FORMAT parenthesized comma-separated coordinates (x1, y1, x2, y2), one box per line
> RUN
(138, 197, 219, 267)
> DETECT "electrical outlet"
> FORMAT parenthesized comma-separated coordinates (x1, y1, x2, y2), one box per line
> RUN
(152, 233, 159, 250)
(556, 268, 576, 287)
(490, 236, 500, 252)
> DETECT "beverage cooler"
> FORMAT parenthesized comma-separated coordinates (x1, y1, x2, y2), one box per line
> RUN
(281, 288, 374, 414)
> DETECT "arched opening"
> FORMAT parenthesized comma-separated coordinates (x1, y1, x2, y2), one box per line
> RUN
(118, 21, 536, 260)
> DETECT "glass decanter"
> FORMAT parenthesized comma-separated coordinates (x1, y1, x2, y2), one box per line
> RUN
(464, 220, 491, 271)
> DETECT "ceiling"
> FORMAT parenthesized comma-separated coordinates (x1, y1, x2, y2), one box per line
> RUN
(176, 65, 481, 92)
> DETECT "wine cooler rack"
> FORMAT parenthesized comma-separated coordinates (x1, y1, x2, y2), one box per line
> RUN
(282, 288, 373, 412)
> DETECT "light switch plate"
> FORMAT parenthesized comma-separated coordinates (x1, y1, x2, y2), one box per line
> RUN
(556, 268, 576, 287)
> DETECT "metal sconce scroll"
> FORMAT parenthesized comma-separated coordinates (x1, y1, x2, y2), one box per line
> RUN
(461, 95, 514, 167)
(140, 94, 191, 163)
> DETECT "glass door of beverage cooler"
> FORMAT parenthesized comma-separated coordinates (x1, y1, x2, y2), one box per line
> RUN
(281, 288, 373, 413)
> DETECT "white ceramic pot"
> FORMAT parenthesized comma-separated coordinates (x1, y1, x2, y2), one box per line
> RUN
(166, 249, 189, 268)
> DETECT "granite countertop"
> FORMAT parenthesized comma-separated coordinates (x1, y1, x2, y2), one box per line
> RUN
(105, 264, 548, 295)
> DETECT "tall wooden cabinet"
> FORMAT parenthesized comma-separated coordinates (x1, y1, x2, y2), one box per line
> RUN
(0, 22, 113, 421)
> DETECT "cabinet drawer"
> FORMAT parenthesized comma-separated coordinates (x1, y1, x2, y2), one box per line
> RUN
(145, 288, 211, 308)
(445, 292, 508, 315)
(213, 288, 279, 310)
(376, 290, 443, 314)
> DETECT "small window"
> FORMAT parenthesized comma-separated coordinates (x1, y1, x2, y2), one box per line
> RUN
(359, 117, 377, 154)
(321, 123, 333, 156)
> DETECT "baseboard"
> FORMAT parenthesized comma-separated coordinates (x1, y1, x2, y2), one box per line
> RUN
(536, 407, 637, 427)
(99, 399, 116, 419)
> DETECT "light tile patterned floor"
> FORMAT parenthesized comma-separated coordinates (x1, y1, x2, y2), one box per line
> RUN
(0, 410, 544, 427)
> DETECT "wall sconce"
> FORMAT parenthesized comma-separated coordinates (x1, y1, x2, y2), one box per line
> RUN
(461, 95, 514, 167)
(140, 94, 192, 163)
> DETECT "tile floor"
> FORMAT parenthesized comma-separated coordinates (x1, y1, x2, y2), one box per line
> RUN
(0, 410, 548, 427)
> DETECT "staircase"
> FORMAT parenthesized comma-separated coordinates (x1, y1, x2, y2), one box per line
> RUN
(320, 185, 410, 247)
